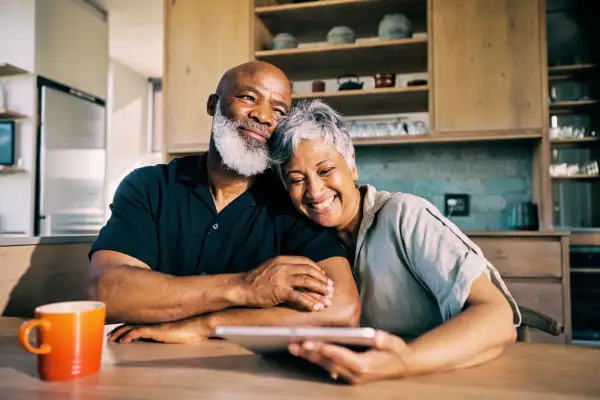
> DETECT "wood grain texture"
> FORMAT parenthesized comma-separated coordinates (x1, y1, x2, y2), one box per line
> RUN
(505, 280, 565, 344)
(1, 317, 599, 399)
(255, 38, 428, 81)
(432, 0, 544, 132)
(255, 0, 427, 44)
(0, 243, 91, 318)
(293, 86, 428, 116)
(471, 237, 563, 278)
(164, 0, 253, 155)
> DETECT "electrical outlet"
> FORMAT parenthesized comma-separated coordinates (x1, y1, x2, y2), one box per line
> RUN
(444, 194, 470, 217)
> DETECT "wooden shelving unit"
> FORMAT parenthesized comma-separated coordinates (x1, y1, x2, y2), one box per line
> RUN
(255, 0, 427, 44)
(0, 109, 27, 120)
(550, 100, 598, 109)
(351, 129, 542, 147)
(0, 63, 28, 77)
(550, 137, 600, 147)
(255, 37, 428, 81)
(293, 86, 428, 116)
(548, 63, 599, 74)
(551, 175, 600, 181)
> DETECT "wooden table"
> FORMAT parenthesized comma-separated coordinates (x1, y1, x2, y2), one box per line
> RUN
(1, 318, 599, 399)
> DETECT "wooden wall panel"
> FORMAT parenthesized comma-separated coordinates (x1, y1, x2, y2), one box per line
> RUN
(164, 0, 254, 155)
(0, 243, 91, 318)
(432, 0, 545, 133)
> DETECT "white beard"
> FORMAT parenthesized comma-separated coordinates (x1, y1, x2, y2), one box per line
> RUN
(211, 104, 271, 177)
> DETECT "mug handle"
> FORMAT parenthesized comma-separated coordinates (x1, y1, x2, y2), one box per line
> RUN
(18, 319, 51, 355)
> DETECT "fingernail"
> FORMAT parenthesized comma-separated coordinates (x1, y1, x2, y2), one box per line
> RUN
(324, 297, 332, 307)
(328, 279, 333, 287)
(303, 341, 315, 350)
(313, 303, 324, 311)
(289, 344, 300, 355)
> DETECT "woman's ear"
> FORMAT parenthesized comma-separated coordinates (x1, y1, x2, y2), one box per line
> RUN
(350, 153, 358, 180)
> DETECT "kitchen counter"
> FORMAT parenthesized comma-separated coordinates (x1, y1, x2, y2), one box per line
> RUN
(0, 235, 96, 247)
(466, 230, 570, 237)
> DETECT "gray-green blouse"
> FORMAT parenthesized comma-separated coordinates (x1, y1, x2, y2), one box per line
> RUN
(355, 185, 521, 337)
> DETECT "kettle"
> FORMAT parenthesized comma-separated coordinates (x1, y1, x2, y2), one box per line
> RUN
(338, 74, 364, 91)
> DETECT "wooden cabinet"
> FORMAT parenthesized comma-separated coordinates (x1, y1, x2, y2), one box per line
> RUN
(431, 0, 546, 134)
(164, 0, 254, 155)
(469, 231, 571, 344)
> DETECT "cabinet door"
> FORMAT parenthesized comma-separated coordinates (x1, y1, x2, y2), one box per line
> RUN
(431, 0, 545, 133)
(164, 0, 253, 154)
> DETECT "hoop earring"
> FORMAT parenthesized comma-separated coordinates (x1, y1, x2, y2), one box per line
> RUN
(354, 179, 360, 189)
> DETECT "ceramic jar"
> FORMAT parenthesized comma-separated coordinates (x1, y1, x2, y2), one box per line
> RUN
(374, 73, 396, 88)
(312, 80, 326, 92)
(327, 26, 356, 45)
(378, 13, 413, 40)
(272, 33, 298, 50)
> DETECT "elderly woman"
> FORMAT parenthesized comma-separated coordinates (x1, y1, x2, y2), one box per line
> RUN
(270, 100, 521, 384)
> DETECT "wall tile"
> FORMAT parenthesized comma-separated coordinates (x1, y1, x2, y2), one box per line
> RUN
(355, 142, 533, 231)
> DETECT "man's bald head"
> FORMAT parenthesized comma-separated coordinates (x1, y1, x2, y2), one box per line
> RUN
(215, 61, 291, 99)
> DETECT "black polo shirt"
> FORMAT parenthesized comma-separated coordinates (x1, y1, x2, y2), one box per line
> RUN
(89, 154, 347, 276)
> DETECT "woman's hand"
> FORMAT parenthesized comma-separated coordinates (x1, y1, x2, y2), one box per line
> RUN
(108, 317, 212, 344)
(289, 330, 414, 384)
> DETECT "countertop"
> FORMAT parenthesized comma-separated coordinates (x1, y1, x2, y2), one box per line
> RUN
(465, 230, 570, 237)
(0, 235, 96, 247)
(0, 231, 571, 247)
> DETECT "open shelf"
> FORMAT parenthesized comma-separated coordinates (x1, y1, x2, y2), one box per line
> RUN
(0, 63, 28, 77)
(551, 137, 600, 147)
(551, 174, 600, 181)
(0, 166, 25, 175)
(351, 129, 542, 147)
(255, 0, 427, 44)
(550, 100, 598, 109)
(0, 109, 27, 120)
(548, 63, 599, 74)
(293, 86, 428, 116)
(255, 37, 427, 81)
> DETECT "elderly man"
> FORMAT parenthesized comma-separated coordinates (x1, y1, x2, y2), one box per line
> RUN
(88, 61, 360, 344)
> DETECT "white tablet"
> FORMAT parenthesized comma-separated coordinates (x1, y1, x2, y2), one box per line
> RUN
(214, 326, 377, 355)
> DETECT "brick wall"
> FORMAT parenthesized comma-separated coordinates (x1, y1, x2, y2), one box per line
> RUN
(355, 142, 533, 230)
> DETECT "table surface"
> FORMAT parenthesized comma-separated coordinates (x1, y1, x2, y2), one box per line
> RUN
(1, 317, 599, 400)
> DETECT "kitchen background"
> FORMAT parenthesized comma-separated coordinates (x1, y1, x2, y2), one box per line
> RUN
(0, 0, 598, 344)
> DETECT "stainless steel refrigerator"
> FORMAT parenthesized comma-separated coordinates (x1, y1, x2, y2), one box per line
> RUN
(36, 82, 106, 236)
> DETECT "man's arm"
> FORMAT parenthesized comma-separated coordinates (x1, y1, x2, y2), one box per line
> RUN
(88, 168, 333, 324)
(89, 250, 335, 324)
(108, 256, 360, 343)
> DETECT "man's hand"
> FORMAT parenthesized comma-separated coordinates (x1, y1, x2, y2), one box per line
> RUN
(108, 317, 212, 344)
(239, 256, 334, 311)
(289, 330, 413, 385)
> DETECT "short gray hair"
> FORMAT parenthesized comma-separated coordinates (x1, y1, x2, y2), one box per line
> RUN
(270, 99, 355, 182)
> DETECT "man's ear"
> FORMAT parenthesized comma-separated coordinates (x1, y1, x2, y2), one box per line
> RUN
(207, 94, 218, 116)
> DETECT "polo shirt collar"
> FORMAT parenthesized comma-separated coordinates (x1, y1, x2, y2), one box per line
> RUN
(176, 153, 275, 212)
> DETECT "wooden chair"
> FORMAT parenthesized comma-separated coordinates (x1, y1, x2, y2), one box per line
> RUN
(516, 305, 564, 342)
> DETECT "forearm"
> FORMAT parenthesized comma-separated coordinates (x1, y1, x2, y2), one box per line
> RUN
(404, 301, 516, 377)
(90, 265, 245, 324)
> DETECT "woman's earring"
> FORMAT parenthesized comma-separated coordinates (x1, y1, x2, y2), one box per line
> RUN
(354, 178, 360, 189)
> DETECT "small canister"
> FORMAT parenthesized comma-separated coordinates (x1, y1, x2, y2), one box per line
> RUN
(312, 80, 326, 92)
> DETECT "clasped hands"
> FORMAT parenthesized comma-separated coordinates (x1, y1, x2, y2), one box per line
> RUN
(108, 256, 334, 344)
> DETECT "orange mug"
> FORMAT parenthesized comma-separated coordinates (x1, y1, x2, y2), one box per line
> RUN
(18, 301, 106, 381)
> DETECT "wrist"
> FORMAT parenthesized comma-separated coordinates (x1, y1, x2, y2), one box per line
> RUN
(224, 273, 250, 307)
(401, 343, 420, 378)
